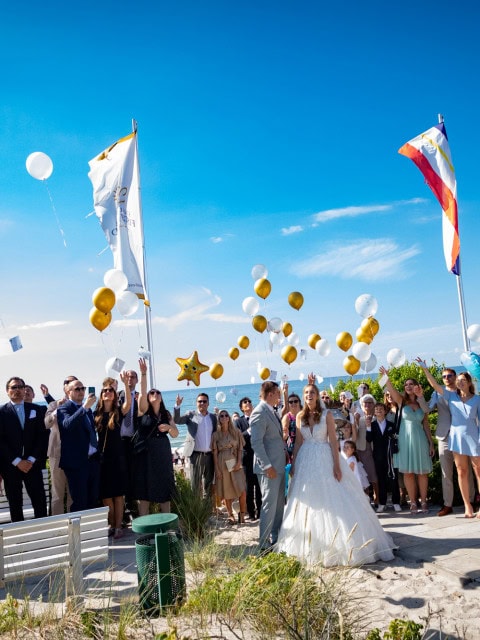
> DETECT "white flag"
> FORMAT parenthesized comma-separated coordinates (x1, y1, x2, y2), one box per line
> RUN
(88, 132, 146, 297)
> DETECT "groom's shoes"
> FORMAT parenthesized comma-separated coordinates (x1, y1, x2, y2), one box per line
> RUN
(437, 505, 453, 517)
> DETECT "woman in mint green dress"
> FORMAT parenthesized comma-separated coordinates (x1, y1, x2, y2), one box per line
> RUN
(379, 367, 434, 513)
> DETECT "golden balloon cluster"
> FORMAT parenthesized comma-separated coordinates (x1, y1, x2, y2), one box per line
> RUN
(89, 269, 140, 332)
(335, 294, 380, 375)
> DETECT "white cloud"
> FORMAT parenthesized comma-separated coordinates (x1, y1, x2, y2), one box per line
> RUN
(291, 238, 420, 281)
(16, 320, 70, 330)
(312, 198, 429, 224)
(281, 225, 304, 236)
(210, 236, 223, 243)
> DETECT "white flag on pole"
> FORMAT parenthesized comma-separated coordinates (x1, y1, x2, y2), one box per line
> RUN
(88, 132, 146, 298)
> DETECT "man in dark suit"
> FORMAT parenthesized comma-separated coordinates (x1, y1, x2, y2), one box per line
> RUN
(366, 402, 401, 512)
(235, 397, 262, 520)
(24, 383, 54, 470)
(57, 380, 100, 512)
(250, 381, 285, 551)
(0, 377, 47, 522)
(174, 392, 217, 497)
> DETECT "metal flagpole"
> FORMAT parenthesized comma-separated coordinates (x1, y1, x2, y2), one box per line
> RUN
(132, 118, 156, 388)
(438, 114, 470, 352)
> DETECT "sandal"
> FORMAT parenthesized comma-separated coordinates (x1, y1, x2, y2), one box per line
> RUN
(421, 502, 429, 513)
(227, 513, 236, 525)
(410, 503, 418, 514)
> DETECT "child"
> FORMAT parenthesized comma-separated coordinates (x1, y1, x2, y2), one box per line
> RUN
(342, 440, 370, 491)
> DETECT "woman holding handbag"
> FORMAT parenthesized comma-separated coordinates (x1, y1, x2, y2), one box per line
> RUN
(132, 377, 179, 516)
(379, 366, 434, 514)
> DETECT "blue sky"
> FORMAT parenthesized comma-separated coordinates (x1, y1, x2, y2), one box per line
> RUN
(1, 0, 480, 399)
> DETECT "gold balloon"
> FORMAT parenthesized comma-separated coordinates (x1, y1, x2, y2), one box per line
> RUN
(209, 362, 224, 380)
(281, 345, 297, 365)
(288, 291, 304, 311)
(282, 322, 293, 337)
(92, 287, 116, 313)
(336, 331, 353, 352)
(176, 351, 210, 386)
(308, 333, 321, 349)
(361, 316, 380, 337)
(355, 327, 373, 345)
(343, 355, 361, 376)
(259, 367, 270, 381)
(254, 278, 271, 300)
(237, 335, 250, 349)
(252, 314, 267, 333)
(89, 307, 112, 332)
(229, 347, 240, 361)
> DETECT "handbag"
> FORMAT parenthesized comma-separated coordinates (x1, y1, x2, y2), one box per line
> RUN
(132, 424, 157, 455)
(389, 402, 403, 455)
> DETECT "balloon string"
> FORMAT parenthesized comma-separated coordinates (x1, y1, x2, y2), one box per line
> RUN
(43, 180, 67, 247)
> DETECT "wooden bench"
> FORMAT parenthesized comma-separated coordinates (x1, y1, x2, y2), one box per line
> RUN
(0, 506, 109, 598)
(0, 468, 51, 524)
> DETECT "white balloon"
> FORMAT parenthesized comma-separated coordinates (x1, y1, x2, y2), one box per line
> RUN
(355, 294, 378, 318)
(363, 352, 377, 373)
(242, 296, 260, 316)
(315, 338, 331, 357)
(104, 268, 128, 293)
(26, 152, 53, 180)
(215, 391, 226, 403)
(138, 348, 151, 359)
(467, 324, 480, 342)
(116, 290, 139, 316)
(251, 264, 268, 280)
(352, 341, 371, 362)
(287, 332, 300, 346)
(387, 348, 406, 367)
(269, 331, 284, 346)
(267, 317, 283, 333)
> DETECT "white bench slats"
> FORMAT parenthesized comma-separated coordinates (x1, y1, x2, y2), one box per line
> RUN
(0, 469, 51, 524)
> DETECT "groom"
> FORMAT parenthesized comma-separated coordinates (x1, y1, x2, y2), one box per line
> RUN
(250, 381, 286, 551)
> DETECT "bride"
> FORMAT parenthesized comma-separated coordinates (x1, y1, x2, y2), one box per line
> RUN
(277, 384, 396, 566)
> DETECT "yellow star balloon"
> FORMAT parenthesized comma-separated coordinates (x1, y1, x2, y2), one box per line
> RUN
(176, 350, 210, 386)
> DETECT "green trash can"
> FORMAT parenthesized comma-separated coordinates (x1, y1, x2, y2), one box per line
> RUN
(133, 514, 186, 615)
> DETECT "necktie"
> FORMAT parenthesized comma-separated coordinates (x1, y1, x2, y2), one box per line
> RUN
(14, 404, 25, 429)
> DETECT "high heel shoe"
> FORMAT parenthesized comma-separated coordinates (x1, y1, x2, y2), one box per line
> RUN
(238, 512, 246, 524)
(227, 513, 236, 525)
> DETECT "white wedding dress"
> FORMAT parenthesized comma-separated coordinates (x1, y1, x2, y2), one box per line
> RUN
(277, 412, 396, 567)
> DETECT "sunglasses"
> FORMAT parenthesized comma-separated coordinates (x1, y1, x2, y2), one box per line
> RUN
(149, 390, 161, 395)
(9, 385, 25, 390)
(442, 374, 455, 379)
(72, 386, 86, 392)
(102, 387, 115, 393)
(197, 399, 208, 404)
(289, 399, 299, 404)
(219, 413, 229, 418)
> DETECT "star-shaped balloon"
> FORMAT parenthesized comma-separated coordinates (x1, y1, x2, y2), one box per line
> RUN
(176, 350, 209, 386)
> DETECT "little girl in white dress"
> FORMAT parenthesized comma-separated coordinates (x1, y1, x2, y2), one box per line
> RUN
(342, 439, 370, 490)
(277, 384, 396, 567)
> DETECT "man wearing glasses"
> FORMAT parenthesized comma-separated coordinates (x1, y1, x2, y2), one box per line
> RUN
(429, 368, 475, 516)
(0, 377, 47, 522)
(174, 392, 217, 497)
(57, 381, 99, 512)
(45, 376, 77, 514)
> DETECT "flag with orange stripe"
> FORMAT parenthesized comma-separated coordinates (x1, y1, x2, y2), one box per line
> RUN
(399, 123, 460, 275)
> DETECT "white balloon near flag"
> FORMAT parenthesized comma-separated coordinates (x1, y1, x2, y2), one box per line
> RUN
(117, 291, 139, 317)
(26, 152, 53, 180)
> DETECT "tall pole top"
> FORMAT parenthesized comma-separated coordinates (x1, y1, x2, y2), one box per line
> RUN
(438, 113, 444, 124)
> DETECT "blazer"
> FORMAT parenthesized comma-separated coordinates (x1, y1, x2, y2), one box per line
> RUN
(235, 415, 253, 466)
(57, 400, 96, 470)
(0, 401, 46, 472)
(173, 407, 217, 444)
(366, 419, 397, 462)
(250, 401, 285, 475)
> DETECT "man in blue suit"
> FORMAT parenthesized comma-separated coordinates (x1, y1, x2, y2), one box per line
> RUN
(0, 377, 47, 522)
(57, 380, 99, 512)
(250, 381, 286, 551)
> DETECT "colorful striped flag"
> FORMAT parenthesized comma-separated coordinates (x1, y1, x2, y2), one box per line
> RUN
(399, 123, 460, 275)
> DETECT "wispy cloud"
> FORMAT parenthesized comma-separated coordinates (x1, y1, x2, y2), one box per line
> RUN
(312, 198, 429, 224)
(281, 225, 303, 236)
(210, 236, 223, 243)
(291, 238, 420, 281)
(17, 320, 70, 330)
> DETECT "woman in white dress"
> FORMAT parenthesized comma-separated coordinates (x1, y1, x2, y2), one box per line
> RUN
(277, 384, 396, 567)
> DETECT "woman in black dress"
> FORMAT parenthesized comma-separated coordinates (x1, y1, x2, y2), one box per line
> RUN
(94, 371, 131, 539)
(133, 387, 179, 515)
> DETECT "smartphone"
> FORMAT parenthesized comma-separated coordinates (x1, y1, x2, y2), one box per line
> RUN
(88, 386, 95, 395)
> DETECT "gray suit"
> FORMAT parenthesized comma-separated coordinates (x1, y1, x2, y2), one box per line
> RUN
(250, 401, 285, 549)
(174, 407, 217, 496)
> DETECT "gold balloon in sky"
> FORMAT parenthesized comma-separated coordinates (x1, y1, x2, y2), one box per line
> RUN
(361, 316, 380, 337)
(308, 333, 321, 349)
(336, 331, 353, 352)
(355, 327, 373, 345)
(343, 355, 361, 376)
(254, 277, 272, 300)
(229, 347, 239, 361)
(281, 345, 297, 365)
(252, 314, 267, 333)
(282, 322, 293, 337)
(89, 307, 112, 332)
(288, 291, 304, 311)
(237, 335, 250, 349)
(259, 367, 270, 381)
(209, 362, 224, 380)
(92, 287, 116, 313)
(176, 351, 210, 386)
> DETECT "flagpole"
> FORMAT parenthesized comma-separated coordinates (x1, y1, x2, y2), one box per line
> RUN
(437, 114, 471, 352)
(132, 118, 156, 387)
